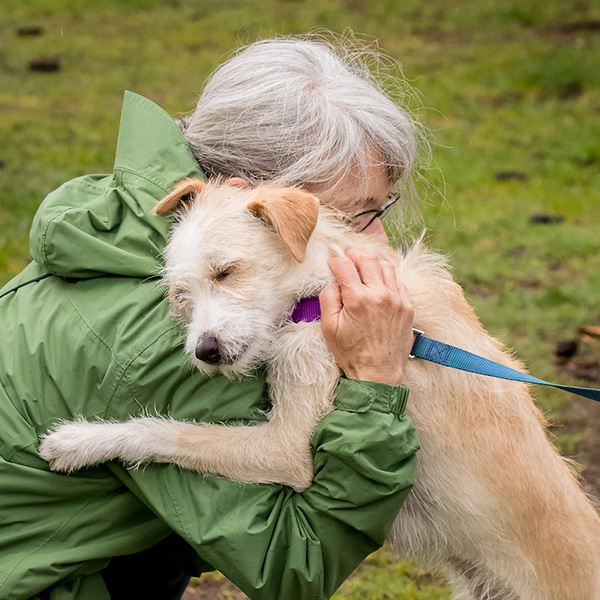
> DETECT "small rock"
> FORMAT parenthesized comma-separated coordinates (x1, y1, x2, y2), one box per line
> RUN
(529, 214, 565, 225)
(555, 340, 579, 362)
(495, 171, 529, 182)
(29, 57, 61, 72)
(0, 160, 5, 170)
(17, 26, 44, 36)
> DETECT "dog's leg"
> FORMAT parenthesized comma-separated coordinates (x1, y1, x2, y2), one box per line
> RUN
(40, 323, 338, 491)
(446, 560, 520, 600)
(40, 412, 319, 491)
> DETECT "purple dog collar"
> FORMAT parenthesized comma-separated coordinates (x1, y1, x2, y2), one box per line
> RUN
(290, 296, 322, 323)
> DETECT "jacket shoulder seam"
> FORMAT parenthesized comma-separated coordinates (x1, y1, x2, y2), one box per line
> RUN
(114, 165, 172, 196)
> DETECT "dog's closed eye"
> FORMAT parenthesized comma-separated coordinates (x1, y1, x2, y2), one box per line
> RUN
(211, 264, 237, 283)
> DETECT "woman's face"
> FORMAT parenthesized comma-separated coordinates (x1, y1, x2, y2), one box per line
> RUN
(312, 158, 393, 243)
(226, 152, 394, 241)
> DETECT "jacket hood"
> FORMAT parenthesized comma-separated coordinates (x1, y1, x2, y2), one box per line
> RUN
(29, 92, 206, 279)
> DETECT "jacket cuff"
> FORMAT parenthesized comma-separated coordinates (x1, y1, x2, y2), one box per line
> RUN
(334, 378, 409, 417)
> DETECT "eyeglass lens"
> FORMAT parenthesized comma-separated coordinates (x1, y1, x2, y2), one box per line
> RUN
(352, 193, 400, 232)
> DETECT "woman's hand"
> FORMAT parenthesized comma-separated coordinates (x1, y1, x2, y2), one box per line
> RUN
(319, 249, 415, 386)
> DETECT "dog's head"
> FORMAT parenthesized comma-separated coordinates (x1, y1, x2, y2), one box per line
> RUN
(157, 177, 327, 378)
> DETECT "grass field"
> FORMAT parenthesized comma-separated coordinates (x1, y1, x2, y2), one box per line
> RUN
(2, 0, 600, 597)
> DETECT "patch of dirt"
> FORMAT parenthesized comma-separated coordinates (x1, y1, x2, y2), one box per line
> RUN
(559, 20, 600, 33)
(555, 339, 579, 361)
(565, 359, 600, 383)
(505, 246, 528, 259)
(515, 278, 542, 290)
(184, 557, 450, 598)
(549, 391, 600, 499)
(495, 171, 529, 182)
(547, 259, 566, 272)
(344, 0, 366, 12)
(29, 57, 61, 72)
(529, 213, 565, 225)
(537, 20, 600, 44)
(412, 570, 449, 590)
(17, 25, 45, 36)
(481, 92, 525, 108)
(183, 577, 248, 600)
(414, 26, 473, 46)
(550, 336, 600, 499)
(581, 430, 600, 503)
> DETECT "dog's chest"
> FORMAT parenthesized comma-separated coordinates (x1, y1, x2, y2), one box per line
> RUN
(267, 321, 339, 402)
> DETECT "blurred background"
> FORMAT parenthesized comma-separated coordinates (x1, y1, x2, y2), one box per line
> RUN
(1, 0, 600, 597)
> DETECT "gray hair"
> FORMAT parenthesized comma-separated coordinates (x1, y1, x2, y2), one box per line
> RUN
(179, 34, 420, 200)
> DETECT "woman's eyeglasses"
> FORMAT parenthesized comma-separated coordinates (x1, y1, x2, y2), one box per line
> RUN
(348, 192, 400, 233)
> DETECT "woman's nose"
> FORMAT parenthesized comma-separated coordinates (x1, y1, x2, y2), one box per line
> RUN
(361, 218, 390, 245)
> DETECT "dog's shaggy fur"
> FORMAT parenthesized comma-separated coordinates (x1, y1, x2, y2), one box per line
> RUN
(40, 179, 600, 599)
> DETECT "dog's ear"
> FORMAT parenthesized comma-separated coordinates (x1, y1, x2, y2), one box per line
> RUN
(247, 186, 320, 263)
(154, 178, 207, 215)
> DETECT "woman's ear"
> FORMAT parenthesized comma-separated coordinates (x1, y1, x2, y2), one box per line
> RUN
(154, 178, 207, 215)
(247, 186, 320, 263)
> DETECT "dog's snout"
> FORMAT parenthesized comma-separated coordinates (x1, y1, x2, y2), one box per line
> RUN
(195, 336, 221, 364)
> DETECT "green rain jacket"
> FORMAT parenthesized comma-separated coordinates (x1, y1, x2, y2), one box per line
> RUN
(0, 92, 419, 600)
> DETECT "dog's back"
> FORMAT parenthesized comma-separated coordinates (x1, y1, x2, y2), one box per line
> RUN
(387, 242, 600, 599)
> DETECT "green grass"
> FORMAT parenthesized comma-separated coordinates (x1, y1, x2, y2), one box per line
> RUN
(333, 553, 451, 600)
(2, 0, 600, 597)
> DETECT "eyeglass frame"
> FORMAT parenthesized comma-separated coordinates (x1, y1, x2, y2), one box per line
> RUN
(348, 192, 401, 233)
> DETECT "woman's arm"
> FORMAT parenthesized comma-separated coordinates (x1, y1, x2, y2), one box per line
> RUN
(109, 377, 418, 600)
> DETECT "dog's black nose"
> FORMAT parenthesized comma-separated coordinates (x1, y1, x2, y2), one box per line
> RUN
(195, 336, 221, 364)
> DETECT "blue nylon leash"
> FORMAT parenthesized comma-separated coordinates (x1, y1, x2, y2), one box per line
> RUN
(289, 297, 600, 403)
(410, 332, 600, 403)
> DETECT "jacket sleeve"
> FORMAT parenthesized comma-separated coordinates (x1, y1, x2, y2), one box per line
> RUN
(110, 378, 419, 600)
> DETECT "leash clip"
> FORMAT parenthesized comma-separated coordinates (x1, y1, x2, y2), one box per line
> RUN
(409, 328, 424, 359)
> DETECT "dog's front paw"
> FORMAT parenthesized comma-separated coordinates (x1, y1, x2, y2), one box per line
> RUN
(39, 418, 114, 473)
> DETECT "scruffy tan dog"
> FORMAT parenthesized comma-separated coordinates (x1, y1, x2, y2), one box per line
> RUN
(40, 179, 600, 599)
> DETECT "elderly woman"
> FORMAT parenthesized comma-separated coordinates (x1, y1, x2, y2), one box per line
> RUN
(0, 37, 419, 599)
